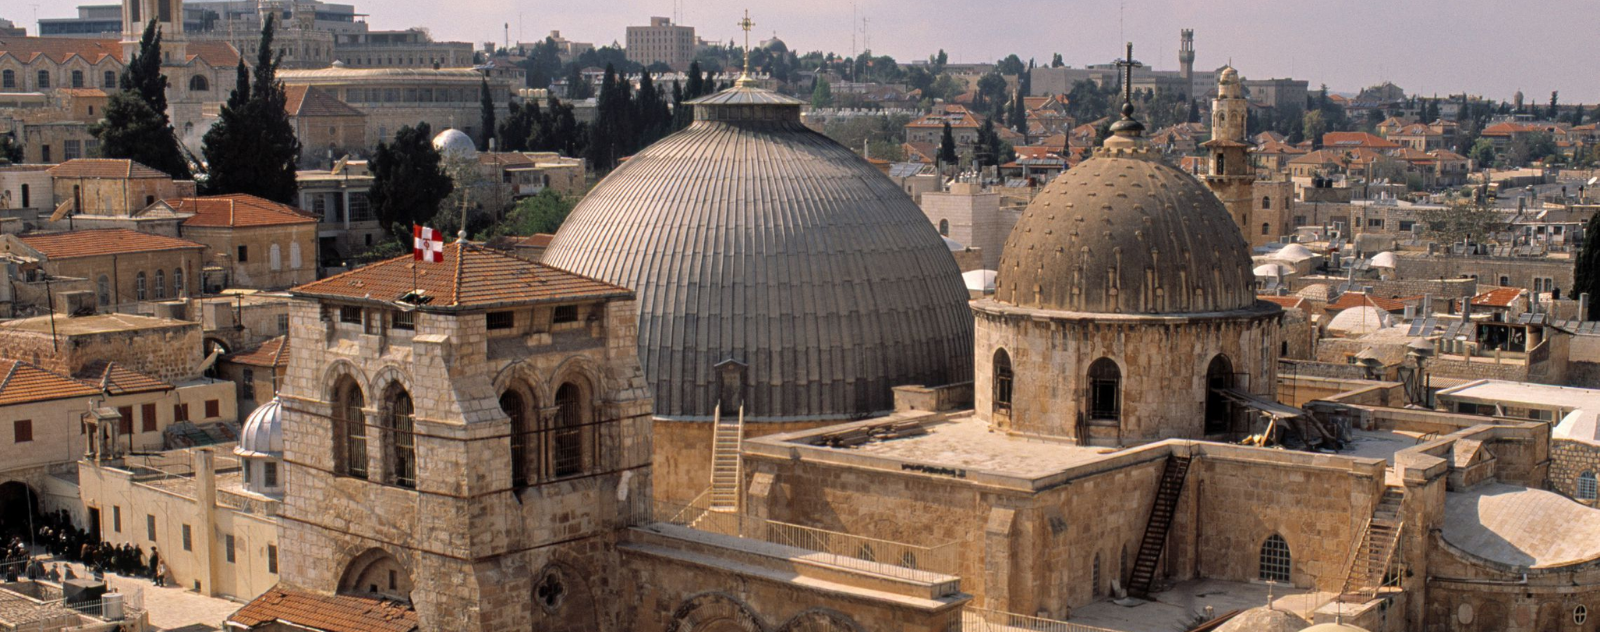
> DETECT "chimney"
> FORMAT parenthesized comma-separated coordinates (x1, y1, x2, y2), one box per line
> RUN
(1422, 294, 1433, 315)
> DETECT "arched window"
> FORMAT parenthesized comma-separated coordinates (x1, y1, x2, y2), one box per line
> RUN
(103, 70, 116, 88)
(189, 75, 209, 91)
(993, 349, 1013, 414)
(552, 383, 585, 477)
(1205, 355, 1235, 434)
(384, 387, 416, 488)
(1262, 196, 1272, 210)
(173, 268, 184, 297)
(36, 71, 50, 89)
(333, 378, 367, 479)
(938, 219, 950, 236)
(1260, 534, 1291, 583)
(1215, 152, 1226, 174)
(96, 275, 110, 306)
(2, 70, 14, 89)
(289, 242, 302, 269)
(71, 70, 84, 88)
(1579, 472, 1598, 501)
(1261, 222, 1271, 236)
(154, 270, 166, 299)
(501, 391, 533, 489)
(269, 243, 283, 271)
(134, 271, 147, 300)
(1087, 358, 1121, 421)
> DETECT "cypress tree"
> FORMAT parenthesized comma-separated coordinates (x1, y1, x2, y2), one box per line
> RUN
(200, 14, 300, 203)
(369, 123, 454, 239)
(94, 19, 189, 180)
(938, 122, 959, 167)
(479, 78, 496, 150)
(1577, 214, 1600, 320)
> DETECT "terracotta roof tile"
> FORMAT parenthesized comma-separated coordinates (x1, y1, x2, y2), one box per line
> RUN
(74, 361, 172, 395)
(291, 243, 631, 310)
(20, 229, 206, 259)
(225, 336, 290, 368)
(1322, 131, 1400, 149)
(170, 194, 319, 228)
(1328, 292, 1406, 313)
(515, 234, 554, 248)
(283, 85, 365, 118)
(1259, 295, 1308, 310)
(228, 587, 417, 632)
(0, 359, 102, 406)
(1472, 287, 1526, 307)
(0, 36, 239, 68)
(47, 159, 170, 179)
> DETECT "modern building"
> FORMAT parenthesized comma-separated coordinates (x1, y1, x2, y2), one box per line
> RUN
(624, 17, 695, 72)
(330, 29, 475, 69)
(277, 65, 513, 147)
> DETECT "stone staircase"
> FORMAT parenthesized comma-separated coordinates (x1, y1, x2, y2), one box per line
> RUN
(1128, 456, 1192, 597)
(708, 404, 744, 513)
(1339, 486, 1405, 602)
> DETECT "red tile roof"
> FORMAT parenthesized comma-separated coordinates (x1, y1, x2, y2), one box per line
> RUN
(1472, 287, 1526, 307)
(1328, 292, 1406, 313)
(284, 85, 365, 118)
(170, 194, 318, 228)
(228, 587, 417, 632)
(0, 36, 239, 68)
(225, 336, 290, 368)
(906, 105, 981, 129)
(0, 359, 102, 406)
(74, 361, 172, 395)
(20, 229, 206, 259)
(291, 243, 632, 310)
(1322, 132, 1400, 150)
(47, 159, 170, 180)
(1259, 296, 1308, 310)
(515, 234, 554, 248)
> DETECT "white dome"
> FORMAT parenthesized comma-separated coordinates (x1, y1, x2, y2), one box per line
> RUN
(1327, 306, 1393, 336)
(235, 397, 284, 458)
(1254, 263, 1292, 278)
(1369, 251, 1398, 268)
(432, 128, 478, 159)
(1273, 243, 1316, 262)
(1301, 625, 1369, 632)
(1215, 607, 1307, 632)
(963, 269, 998, 293)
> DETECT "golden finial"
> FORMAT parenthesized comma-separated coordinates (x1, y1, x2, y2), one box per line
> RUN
(736, 10, 756, 87)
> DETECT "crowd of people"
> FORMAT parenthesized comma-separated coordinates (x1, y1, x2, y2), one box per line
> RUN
(2, 510, 166, 586)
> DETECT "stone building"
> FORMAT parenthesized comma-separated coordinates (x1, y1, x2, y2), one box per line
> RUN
(283, 85, 367, 166)
(919, 182, 1020, 271)
(1203, 67, 1263, 247)
(218, 334, 289, 418)
(2, 228, 205, 309)
(0, 312, 204, 382)
(47, 158, 197, 228)
(625, 17, 696, 72)
(277, 65, 513, 146)
(543, 80, 974, 499)
(170, 193, 320, 290)
(295, 159, 379, 268)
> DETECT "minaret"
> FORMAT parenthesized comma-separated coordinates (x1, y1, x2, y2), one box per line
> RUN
(1202, 66, 1260, 244)
(1179, 29, 1195, 98)
(122, 0, 187, 64)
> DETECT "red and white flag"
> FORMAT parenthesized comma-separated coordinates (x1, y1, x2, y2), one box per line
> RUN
(413, 225, 444, 262)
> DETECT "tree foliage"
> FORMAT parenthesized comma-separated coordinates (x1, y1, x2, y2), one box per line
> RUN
(93, 19, 191, 180)
(200, 14, 300, 202)
(0, 132, 20, 164)
(938, 122, 959, 167)
(479, 78, 496, 150)
(811, 77, 833, 108)
(369, 123, 454, 239)
(1577, 214, 1600, 319)
(1418, 203, 1506, 246)
(490, 189, 578, 237)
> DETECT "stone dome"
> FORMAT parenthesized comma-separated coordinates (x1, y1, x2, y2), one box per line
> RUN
(1215, 607, 1308, 632)
(432, 128, 477, 159)
(1301, 624, 1369, 632)
(543, 84, 973, 422)
(994, 144, 1256, 315)
(235, 397, 284, 458)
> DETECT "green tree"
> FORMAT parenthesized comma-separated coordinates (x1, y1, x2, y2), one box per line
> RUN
(996, 54, 1025, 76)
(586, 64, 634, 172)
(1302, 110, 1328, 148)
(1548, 91, 1560, 120)
(369, 123, 455, 239)
(0, 132, 21, 164)
(1580, 215, 1600, 318)
(497, 99, 537, 152)
(1468, 138, 1497, 167)
(531, 96, 585, 157)
(200, 14, 300, 202)
(1418, 203, 1506, 246)
(566, 66, 593, 100)
(1009, 90, 1028, 137)
(1051, 53, 1064, 68)
(516, 37, 563, 88)
(938, 122, 959, 167)
(811, 77, 833, 108)
(491, 189, 578, 237)
(479, 78, 496, 150)
(975, 72, 1008, 116)
(94, 19, 190, 179)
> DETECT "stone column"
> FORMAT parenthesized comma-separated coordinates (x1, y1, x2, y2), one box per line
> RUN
(194, 448, 218, 597)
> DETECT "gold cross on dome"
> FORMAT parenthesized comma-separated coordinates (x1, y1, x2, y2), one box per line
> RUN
(1115, 41, 1142, 108)
(738, 10, 755, 76)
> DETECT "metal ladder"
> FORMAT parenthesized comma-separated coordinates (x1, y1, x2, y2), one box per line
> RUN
(708, 404, 744, 513)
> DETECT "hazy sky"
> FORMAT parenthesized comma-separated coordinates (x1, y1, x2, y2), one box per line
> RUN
(24, 0, 1600, 103)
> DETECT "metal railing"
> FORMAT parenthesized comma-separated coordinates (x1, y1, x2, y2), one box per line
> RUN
(960, 608, 1122, 632)
(650, 500, 961, 584)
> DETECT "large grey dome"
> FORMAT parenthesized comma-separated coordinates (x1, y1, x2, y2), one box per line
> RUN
(543, 85, 972, 422)
(995, 142, 1256, 314)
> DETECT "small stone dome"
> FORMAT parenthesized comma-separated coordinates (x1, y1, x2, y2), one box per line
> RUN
(994, 145, 1256, 315)
(1218, 66, 1243, 98)
(432, 128, 477, 159)
(1369, 251, 1398, 268)
(1215, 607, 1308, 632)
(1327, 305, 1393, 336)
(235, 397, 284, 458)
(1272, 243, 1316, 262)
(1301, 624, 1369, 632)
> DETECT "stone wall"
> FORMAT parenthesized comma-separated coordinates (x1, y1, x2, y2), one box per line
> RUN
(919, 185, 1017, 270)
(181, 224, 319, 290)
(1393, 254, 1574, 298)
(1549, 440, 1600, 504)
(1286, 275, 1477, 301)
(0, 316, 202, 382)
(652, 418, 835, 504)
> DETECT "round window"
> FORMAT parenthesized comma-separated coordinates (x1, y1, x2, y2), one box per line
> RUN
(1457, 603, 1474, 625)
(1576, 605, 1589, 625)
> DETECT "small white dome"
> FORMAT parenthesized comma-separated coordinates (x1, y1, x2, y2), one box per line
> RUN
(1254, 263, 1292, 278)
(432, 128, 478, 159)
(1215, 607, 1307, 632)
(1369, 251, 1398, 268)
(1273, 243, 1316, 262)
(1301, 624, 1369, 632)
(963, 269, 998, 293)
(1327, 306, 1393, 337)
(235, 397, 284, 458)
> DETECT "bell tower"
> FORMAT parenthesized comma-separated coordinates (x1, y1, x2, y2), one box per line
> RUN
(1202, 66, 1259, 244)
(123, 0, 187, 63)
(1178, 29, 1195, 99)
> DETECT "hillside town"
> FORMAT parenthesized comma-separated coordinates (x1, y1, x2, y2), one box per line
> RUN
(2, 2, 1600, 632)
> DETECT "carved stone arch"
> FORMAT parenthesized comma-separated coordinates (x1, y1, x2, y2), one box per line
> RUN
(337, 547, 412, 602)
(322, 359, 370, 403)
(669, 592, 768, 632)
(369, 364, 415, 402)
(529, 556, 601, 632)
(548, 354, 609, 405)
(775, 609, 865, 632)
(491, 360, 552, 407)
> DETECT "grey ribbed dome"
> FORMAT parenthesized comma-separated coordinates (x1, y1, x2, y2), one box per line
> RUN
(995, 144, 1256, 314)
(543, 86, 973, 422)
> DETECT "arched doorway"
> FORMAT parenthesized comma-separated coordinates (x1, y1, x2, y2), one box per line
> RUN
(0, 481, 38, 540)
(337, 548, 412, 602)
(669, 593, 765, 632)
(1204, 355, 1235, 435)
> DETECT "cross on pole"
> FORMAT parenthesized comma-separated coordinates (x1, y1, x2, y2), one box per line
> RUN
(738, 10, 755, 77)
(1115, 42, 1141, 109)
